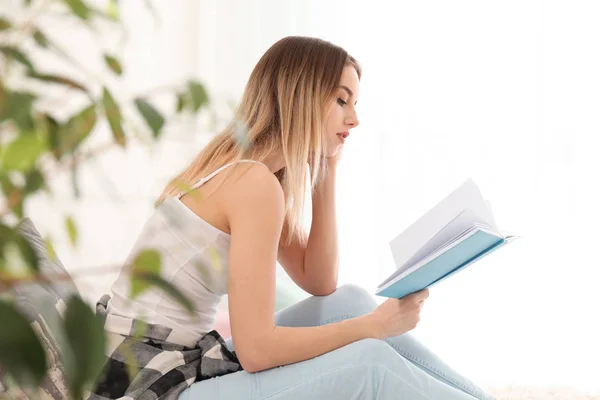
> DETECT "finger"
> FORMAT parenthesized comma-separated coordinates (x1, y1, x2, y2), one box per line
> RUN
(407, 289, 429, 302)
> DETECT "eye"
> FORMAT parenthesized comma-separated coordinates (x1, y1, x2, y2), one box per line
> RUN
(337, 98, 347, 106)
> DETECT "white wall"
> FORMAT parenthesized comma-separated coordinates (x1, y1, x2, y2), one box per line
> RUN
(342, 0, 600, 391)
(7, 0, 600, 393)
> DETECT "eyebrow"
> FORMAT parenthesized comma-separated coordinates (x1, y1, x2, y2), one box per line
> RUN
(339, 85, 354, 97)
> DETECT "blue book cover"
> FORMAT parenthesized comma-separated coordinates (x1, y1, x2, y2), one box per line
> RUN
(376, 227, 515, 299)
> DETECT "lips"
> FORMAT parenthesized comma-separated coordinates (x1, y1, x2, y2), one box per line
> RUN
(337, 132, 349, 139)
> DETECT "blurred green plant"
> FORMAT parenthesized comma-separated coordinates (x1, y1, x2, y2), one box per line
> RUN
(0, 0, 211, 398)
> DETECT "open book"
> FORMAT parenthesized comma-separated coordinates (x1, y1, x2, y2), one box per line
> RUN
(376, 179, 519, 299)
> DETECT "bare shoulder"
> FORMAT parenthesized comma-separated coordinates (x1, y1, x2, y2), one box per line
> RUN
(221, 164, 284, 225)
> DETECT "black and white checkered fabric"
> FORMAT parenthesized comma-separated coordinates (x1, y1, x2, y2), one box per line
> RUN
(88, 295, 242, 400)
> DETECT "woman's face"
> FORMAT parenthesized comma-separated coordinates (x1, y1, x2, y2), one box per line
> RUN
(323, 65, 360, 158)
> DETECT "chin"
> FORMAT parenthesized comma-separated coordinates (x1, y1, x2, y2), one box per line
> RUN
(324, 149, 338, 158)
(323, 143, 341, 157)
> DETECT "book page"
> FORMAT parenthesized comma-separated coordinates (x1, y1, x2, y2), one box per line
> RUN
(395, 208, 494, 274)
(388, 179, 496, 273)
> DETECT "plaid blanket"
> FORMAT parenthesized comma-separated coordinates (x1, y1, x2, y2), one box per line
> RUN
(88, 295, 242, 400)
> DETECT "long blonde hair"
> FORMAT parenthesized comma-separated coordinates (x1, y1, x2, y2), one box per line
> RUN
(156, 36, 361, 246)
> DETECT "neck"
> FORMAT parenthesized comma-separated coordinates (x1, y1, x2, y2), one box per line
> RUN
(260, 153, 286, 174)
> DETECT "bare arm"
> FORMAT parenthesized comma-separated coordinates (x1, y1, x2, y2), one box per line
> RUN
(303, 157, 339, 294)
(277, 158, 339, 296)
(225, 165, 375, 373)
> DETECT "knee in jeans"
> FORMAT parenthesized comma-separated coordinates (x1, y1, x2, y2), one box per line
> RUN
(332, 283, 372, 304)
(350, 338, 398, 365)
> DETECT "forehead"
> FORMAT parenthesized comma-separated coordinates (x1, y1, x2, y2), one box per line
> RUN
(339, 65, 360, 96)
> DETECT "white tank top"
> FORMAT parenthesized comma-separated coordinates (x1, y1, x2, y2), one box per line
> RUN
(106, 159, 268, 343)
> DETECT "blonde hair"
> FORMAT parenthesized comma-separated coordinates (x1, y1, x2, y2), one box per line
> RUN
(156, 36, 361, 246)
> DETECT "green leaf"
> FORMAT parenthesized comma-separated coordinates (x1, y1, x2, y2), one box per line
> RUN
(0, 88, 36, 131)
(132, 319, 148, 339)
(0, 80, 4, 112)
(193, 262, 212, 288)
(42, 114, 62, 160)
(0, 175, 25, 218)
(65, 216, 77, 246)
(0, 17, 12, 31)
(172, 179, 194, 195)
(61, 105, 97, 154)
(64, 0, 91, 20)
(0, 173, 14, 190)
(130, 250, 161, 298)
(0, 133, 46, 172)
(103, 54, 122, 75)
(172, 178, 202, 202)
(64, 295, 106, 399)
(12, 201, 25, 219)
(71, 163, 80, 198)
(187, 80, 209, 112)
(2, 242, 28, 276)
(107, 0, 120, 20)
(24, 168, 45, 194)
(102, 88, 126, 147)
(134, 250, 162, 271)
(28, 72, 89, 94)
(44, 237, 58, 263)
(140, 274, 195, 313)
(134, 98, 164, 138)
(87, 4, 121, 22)
(28, 295, 75, 388)
(0, 175, 21, 205)
(0, 301, 48, 388)
(206, 246, 222, 272)
(0, 46, 35, 72)
(0, 224, 40, 274)
(33, 29, 49, 48)
(175, 92, 186, 113)
(130, 252, 194, 315)
(117, 340, 140, 385)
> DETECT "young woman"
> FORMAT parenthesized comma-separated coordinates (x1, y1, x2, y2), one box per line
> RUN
(95, 36, 495, 400)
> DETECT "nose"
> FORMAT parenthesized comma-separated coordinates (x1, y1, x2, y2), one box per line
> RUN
(346, 109, 360, 128)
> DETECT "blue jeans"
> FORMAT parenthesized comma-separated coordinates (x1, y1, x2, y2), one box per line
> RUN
(179, 284, 495, 400)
